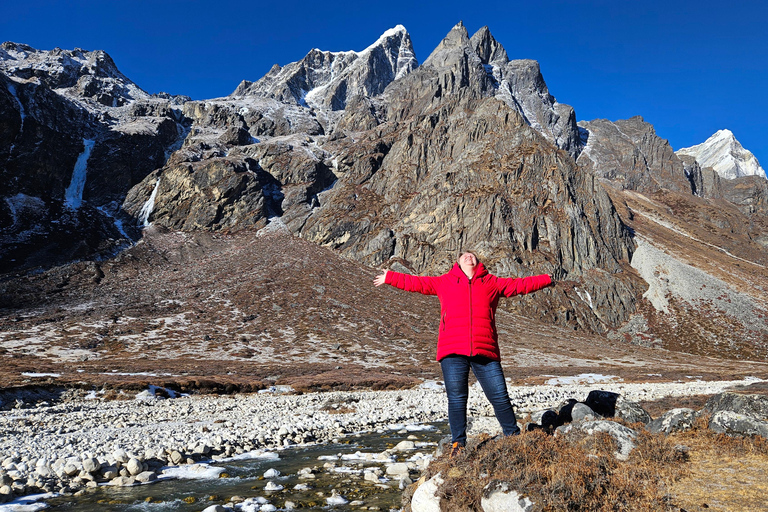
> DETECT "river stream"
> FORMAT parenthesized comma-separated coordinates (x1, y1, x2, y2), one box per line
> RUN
(38, 423, 448, 511)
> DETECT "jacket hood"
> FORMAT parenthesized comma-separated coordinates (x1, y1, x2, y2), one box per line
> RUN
(448, 261, 489, 280)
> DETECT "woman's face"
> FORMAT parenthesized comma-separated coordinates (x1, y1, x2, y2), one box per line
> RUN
(459, 252, 478, 269)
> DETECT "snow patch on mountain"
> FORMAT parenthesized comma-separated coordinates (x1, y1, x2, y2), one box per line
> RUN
(676, 129, 766, 180)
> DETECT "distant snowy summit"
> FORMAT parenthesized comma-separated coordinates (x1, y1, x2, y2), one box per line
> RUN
(676, 129, 765, 180)
(231, 24, 417, 110)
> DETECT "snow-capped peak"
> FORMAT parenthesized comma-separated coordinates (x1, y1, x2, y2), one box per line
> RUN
(676, 129, 766, 180)
(232, 26, 416, 111)
(360, 24, 408, 54)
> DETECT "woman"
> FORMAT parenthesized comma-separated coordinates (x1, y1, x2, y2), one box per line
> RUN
(373, 251, 560, 456)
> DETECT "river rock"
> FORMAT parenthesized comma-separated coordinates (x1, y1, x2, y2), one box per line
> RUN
(109, 475, 135, 486)
(125, 458, 142, 476)
(410, 473, 444, 512)
(82, 457, 101, 473)
(134, 471, 157, 483)
(481, 480, 535, 512)
(169, 450, 184, 464)
(202, 506, 227, 512)
(113, 449, 130, 463)
(648, 408, 697, 434)
(393, 440, 416, 452)
(385, 463, 410, 477)
(264, 481, 284, 491)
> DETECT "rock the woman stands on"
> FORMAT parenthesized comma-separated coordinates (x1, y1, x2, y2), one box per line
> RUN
(374, 251, 562, 455)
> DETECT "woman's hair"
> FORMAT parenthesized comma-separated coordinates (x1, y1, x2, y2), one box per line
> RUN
(457, 250, 480, 263)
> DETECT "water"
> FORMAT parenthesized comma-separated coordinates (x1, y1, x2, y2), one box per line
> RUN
(41, 424, 448, 511)
(64, 139, 96, 210)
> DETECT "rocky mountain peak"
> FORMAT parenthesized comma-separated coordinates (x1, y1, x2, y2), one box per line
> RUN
(470, 26, 509, 65)
(422, 21, 475, 69)
(676, 129, 766, 180)
(0, 42, 148, 110)
(230, 25, 417, 111)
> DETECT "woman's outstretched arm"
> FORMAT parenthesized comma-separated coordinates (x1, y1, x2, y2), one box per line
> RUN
(373, 269, 439, 295)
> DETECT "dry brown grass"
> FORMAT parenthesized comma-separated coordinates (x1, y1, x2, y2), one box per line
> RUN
(417, 414, 768, 512)
(424, 427, 688, 511)
(666, 416, 768, 511)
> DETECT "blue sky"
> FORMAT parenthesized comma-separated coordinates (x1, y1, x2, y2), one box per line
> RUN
(3, 0, 767, 167)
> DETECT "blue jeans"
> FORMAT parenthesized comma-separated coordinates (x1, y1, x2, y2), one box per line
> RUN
(440, 355, 520, 445)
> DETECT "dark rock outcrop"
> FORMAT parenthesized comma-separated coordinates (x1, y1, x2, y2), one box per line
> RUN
(122, 158, 269, 231)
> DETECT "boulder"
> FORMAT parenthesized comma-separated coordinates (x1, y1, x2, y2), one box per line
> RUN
(81, 457, 101, 474)
(703, 392, 768, 421)
(570, 403, 597, 422)
(410, 473, 444, 512)
(385, 462, 410, 477)
(709, 411, 768, 438)
(63, 463, 79, 477)
(567, 420, 638, 461)
(109, 475, 135, 486)
(169, 451, 184, 465)
(614, 397, 651, 425)
(393, 440, 416, 452)
(648, 408, 697, 434)
(125, 458, 142, 476)
(481, 480, 535, 512)
(134, 471, 157, 483)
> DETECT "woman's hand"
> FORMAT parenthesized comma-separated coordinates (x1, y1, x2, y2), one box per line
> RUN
(550, 267, 568, 283)
(373, 270, 389, 287)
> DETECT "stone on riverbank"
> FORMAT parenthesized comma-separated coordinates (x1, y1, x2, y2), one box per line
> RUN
(135, 471, 157, 483)
(410, 473, 444, 512)
(81, 457, 100, 473)
(126, 458, 143, 476)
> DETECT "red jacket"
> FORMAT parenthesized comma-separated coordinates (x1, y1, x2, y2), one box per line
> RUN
(385, 262, 551, 361)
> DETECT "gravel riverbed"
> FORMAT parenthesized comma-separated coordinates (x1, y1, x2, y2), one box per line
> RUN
(0, 376, 762, 504)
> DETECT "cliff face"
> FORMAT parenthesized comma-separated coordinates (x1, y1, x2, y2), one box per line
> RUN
(0, 43, 189, 271)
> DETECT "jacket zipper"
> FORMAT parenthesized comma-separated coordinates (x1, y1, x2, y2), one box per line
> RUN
(468, 276, 473, 356)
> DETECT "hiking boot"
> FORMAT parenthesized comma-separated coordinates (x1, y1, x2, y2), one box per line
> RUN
(449, 442, 465, 458)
